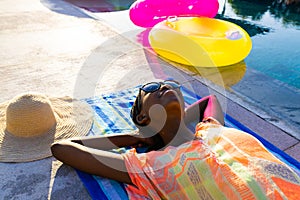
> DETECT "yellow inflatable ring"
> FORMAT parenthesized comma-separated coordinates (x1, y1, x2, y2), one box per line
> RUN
(148, 16, 252, 67)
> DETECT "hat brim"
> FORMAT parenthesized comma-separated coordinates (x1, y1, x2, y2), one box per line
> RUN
(0, 96, 93, 163)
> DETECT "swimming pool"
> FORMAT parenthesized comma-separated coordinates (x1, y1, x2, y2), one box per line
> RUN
(217, 0, 300, 139)
(219, 0, 300, 88)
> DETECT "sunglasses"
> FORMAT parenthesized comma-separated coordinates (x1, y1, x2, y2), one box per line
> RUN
(131, 80, 181, 119)
(140, 80, 181, 94)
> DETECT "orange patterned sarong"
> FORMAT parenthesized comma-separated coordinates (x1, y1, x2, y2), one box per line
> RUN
(123, 119, 300, 199)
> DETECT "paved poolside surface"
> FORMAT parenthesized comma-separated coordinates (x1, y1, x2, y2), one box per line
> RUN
(0, 0, 299, 199)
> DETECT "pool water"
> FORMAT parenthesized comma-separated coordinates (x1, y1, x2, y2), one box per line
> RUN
(219, 0, 300, 88)
(216, 0, 300, 139)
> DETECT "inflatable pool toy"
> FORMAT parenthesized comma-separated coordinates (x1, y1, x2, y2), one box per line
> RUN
(149, 17, 252, 67)
(130, 0, 219, 28)
(129, 0, 219, 28)
(148, 16, 252, 67)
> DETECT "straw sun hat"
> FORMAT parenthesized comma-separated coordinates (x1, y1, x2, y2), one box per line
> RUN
(0, 93, 93, 162)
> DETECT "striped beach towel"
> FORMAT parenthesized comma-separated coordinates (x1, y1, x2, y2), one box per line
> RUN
(77, 86, 300, 200)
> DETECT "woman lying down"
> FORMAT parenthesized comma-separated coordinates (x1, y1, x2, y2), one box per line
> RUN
(52, 80, 300, 199)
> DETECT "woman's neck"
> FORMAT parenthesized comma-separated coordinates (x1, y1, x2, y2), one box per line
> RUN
(161, 120, 195, 147)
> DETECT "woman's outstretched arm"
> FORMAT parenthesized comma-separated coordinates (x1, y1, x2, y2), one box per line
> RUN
(51, 140, 133, 184)
(51, 132, 159, 184)
(70, 132, 140, 150)
(184, 95, 225, 125)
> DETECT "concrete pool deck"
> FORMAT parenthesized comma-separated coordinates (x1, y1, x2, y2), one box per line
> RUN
(0, 0, 299, 199)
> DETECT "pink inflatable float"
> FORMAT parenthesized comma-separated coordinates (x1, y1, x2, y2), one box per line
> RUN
(129, 0, 219, 28)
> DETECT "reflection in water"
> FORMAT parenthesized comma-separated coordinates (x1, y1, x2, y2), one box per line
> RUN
(198, 62, 246, 90)
(270, 0, 300, 26)
(64, 0, 135, 12)
(228, 0, 300, 26)
(228, 0, 273, 20)
(215, 14, 271, 36)
(168, 60, 247, 90)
